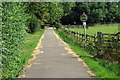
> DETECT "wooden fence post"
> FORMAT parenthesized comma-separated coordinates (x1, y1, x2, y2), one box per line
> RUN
(97, 32, 102, 46)
(77, 32, 79, 40)
(97, 32, 103, 55)
(117, 33, 120, 41)
(94, 34, 96, 42)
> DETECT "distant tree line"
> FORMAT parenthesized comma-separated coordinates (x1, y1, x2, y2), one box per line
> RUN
(61, 2, 119, 25)
(27, 2, 119, 26)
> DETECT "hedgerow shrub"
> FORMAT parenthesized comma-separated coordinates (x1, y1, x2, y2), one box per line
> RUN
(0, 2, 2, 79)
(2, 2, 29, 78)
(26, 14, 41, 33)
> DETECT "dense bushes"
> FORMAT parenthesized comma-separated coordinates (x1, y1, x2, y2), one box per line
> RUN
(2, 2, 29, 78)
(1, 2, 45, 78)
(27, 14, 41, 33)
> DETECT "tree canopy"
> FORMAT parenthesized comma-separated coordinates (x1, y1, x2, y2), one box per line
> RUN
(61, 2, 119, 25)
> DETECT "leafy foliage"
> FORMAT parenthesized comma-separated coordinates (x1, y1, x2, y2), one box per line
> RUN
(62, 2, 76, 16)
(2, 2, 29, 78)
(61, 2, 119, 25)
(26, 2, 75, 27)
(27, 14, 40, 33)
(48, 2, 64, 25)
(26, 2, 49, 25)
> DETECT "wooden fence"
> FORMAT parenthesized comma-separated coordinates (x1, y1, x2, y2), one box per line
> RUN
(60, 28, 120, 62)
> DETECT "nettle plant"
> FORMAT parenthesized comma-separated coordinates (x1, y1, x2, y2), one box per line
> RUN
(2, 2, 29, 78)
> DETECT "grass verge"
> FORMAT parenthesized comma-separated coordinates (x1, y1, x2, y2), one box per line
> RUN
(2, 30, 45, 79)
(18, 30, 45, 77)
(54, 29, 120, 78)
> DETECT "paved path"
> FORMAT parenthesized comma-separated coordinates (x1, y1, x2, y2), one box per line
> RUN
(24, 29, 91, 78)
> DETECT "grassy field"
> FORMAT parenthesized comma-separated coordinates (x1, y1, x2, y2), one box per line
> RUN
(55, 29, 120, 78)
(69, 25, 119, 35)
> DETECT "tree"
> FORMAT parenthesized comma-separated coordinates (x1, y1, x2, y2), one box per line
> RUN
(48, 2, 64, 25)
(62, 2, 76, 16)
(60, 2, 119, 25)
(105, 2, 118, 23)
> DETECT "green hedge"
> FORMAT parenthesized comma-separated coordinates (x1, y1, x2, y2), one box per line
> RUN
(2, 2, 29, 78)
(1, 2, 44, 78)
(26, 14, 41, 33)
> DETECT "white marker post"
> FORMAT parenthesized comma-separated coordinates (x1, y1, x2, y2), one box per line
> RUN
(80, 12, 88, 46)
(83, 22, 86, 42)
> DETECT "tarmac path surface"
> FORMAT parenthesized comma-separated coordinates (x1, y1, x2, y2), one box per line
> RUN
(23, 28, 91, 78)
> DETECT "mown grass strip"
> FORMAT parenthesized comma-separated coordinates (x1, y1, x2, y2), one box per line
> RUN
(54, 29, 120, 78)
